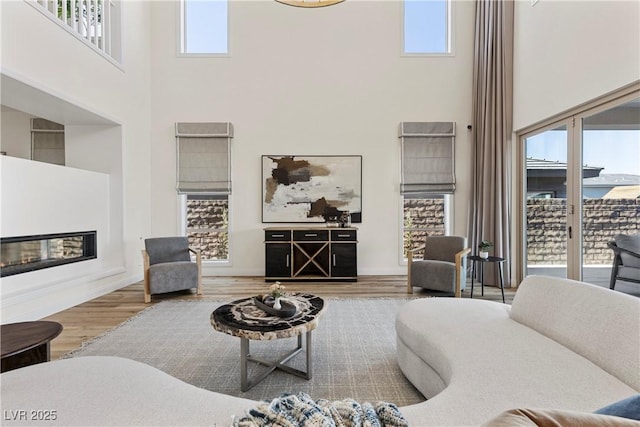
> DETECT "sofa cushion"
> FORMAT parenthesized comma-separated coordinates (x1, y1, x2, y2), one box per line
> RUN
(509, 275, 640, 391)
(0, 356, 254, 426)
(396, 297, 638, 426)
(148, 261, 198, 294)
(595, 394, 640, 421)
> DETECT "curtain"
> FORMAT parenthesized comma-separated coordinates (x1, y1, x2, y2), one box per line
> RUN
(176, 122, 233, 194)
(470, 0, 514, 286)
(399, 122, 456, 194)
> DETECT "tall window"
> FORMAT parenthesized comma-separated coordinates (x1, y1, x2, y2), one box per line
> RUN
(403, 195, 448, 259)
(403, 0, 450, 54)
(181, 0, 228, 55)
(399, 122, 456, 259)
(176, 122, 233, 261)
(186, 195, 229, 261)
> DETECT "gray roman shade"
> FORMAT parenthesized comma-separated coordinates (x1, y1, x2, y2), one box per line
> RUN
(31, 118, 65, 166)
(176, 122, 233, 194)
(399, 122, 456, 194)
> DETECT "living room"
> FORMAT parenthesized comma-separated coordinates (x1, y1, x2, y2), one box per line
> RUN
(1, 0, 639, 425)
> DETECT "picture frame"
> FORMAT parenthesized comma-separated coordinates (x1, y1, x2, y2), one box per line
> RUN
(262, 155, 362, 223)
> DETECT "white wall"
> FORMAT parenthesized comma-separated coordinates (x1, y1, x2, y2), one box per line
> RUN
(513, 0, 640, 131)
(149, 0, 475, 275)
(0, 109, 32, 159)
(0, 157, 114, 321)
(0, 1, 152, 321)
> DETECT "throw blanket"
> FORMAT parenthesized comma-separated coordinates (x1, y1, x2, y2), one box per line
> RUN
(234, 392, 409, 427)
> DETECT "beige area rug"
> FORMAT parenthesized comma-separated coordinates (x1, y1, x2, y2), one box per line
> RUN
(64, 298, 425, 406)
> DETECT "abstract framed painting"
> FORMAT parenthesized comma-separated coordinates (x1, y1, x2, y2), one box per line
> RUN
(262, 155, 362, 223)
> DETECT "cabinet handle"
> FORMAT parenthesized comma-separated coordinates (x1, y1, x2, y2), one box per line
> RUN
(337, 234, 350, 238)
(333, 254, 336, 266)
(286, 254, 290, 267)
(305, 233, 318, 237)
(271, 234, 284, 238)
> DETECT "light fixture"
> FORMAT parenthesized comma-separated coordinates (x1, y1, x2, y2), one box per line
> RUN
(275, 0, 345, 8)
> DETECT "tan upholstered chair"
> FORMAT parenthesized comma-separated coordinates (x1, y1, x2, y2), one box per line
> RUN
(141, 237, 202, 303)
(407, 236, 470, 297)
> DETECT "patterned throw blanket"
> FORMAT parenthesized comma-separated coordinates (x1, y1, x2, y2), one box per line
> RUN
(234, 392, 409, 427)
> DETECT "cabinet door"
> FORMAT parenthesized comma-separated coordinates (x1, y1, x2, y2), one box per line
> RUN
(331, 243, 357, 278)
(265, 243, 291, 278)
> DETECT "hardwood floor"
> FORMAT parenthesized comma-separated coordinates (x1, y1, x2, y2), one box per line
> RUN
(43, 276, 516, 360)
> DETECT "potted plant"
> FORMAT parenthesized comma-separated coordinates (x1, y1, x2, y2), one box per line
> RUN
(268, 282, 286, 310)
(478, 240, 493, 259)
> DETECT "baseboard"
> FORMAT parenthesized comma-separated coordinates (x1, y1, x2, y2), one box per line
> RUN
(1, 268, 140, 323)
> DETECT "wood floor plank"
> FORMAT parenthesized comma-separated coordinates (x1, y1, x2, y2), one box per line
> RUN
(43, 276, 515, 360)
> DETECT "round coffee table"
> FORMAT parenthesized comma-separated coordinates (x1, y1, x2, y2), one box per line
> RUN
(210, 293, 325, 391)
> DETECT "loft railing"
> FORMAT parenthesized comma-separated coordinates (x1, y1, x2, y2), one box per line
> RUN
(33, 0, 113, 58)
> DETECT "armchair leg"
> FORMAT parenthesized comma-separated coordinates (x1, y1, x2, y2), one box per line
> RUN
(196, 251, 203, 296)
(142, 249, 152, 303)
(407, 251, 414, 294)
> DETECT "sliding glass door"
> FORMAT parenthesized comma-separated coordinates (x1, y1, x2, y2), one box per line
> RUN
(520, 92, 639, 291)
(580, 98, 640, 290)
(524, 124, 569, 278)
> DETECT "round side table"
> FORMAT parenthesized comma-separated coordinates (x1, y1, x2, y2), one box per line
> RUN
(468, 255, 506, 303)
(1, 321, 63, 372)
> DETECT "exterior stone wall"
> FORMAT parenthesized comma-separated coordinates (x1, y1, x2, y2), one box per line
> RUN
(527, 198, 639, 265)
(404, 198, 445, 257)
(186, 199, 228, 260)
(187, 197, 638, 264)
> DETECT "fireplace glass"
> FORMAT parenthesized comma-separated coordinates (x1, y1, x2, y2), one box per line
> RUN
(1, 231, 96, 277)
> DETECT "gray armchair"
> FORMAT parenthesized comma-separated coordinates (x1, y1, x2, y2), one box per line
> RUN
(142, 237, 202, 303)
(607, 234, 640, 291)
(407, 236, 471, 297)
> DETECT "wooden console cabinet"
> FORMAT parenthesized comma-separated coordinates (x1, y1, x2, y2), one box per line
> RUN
(264, 227, 357, 281)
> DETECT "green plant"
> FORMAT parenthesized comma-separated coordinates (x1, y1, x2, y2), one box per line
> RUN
(478, 240, 494, 251)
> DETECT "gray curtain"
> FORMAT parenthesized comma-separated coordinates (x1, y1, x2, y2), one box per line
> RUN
(469, 0, 514, 286)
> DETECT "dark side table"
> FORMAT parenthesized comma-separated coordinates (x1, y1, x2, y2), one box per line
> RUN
(469, 255, 506, 304)
(1, 321, 63, 372)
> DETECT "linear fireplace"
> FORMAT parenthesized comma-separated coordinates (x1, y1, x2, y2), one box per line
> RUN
(0, 231, 97, 277)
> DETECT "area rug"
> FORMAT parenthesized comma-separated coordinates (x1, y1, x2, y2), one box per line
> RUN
(64, 298, 425, 406)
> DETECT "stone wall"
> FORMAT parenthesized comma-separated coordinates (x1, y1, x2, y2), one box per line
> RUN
(527, 198, 639, 265)
(186, 199, 228, 260)
(404, 198, 445, 257)
(187, 197, 639, 264)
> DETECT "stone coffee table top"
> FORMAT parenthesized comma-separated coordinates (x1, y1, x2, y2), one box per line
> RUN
(210, 293, 325, 341)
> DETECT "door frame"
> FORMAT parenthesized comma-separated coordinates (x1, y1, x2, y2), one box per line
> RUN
(515, 83, 640, 285)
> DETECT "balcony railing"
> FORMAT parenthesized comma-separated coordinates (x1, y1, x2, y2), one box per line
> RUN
(32, 0, 115, 59)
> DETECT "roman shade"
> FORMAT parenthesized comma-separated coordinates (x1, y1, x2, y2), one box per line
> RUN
(31, 118, 65, 166)
(176, 122, 233, 194)
(399, 122, 456, 194)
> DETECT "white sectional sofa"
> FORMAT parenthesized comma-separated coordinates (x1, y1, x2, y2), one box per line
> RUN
(397, 275, 640, 425)
(1, 275, 638, 426)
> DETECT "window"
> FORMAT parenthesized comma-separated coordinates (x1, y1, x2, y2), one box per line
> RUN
(181, 0, 228, 54)
(176, 122, 233, 261)
(399, 121, 455, 260)
(403, 0, 450, 54)
(186, 195, 229, 261)
(403, 194, 448, 259)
